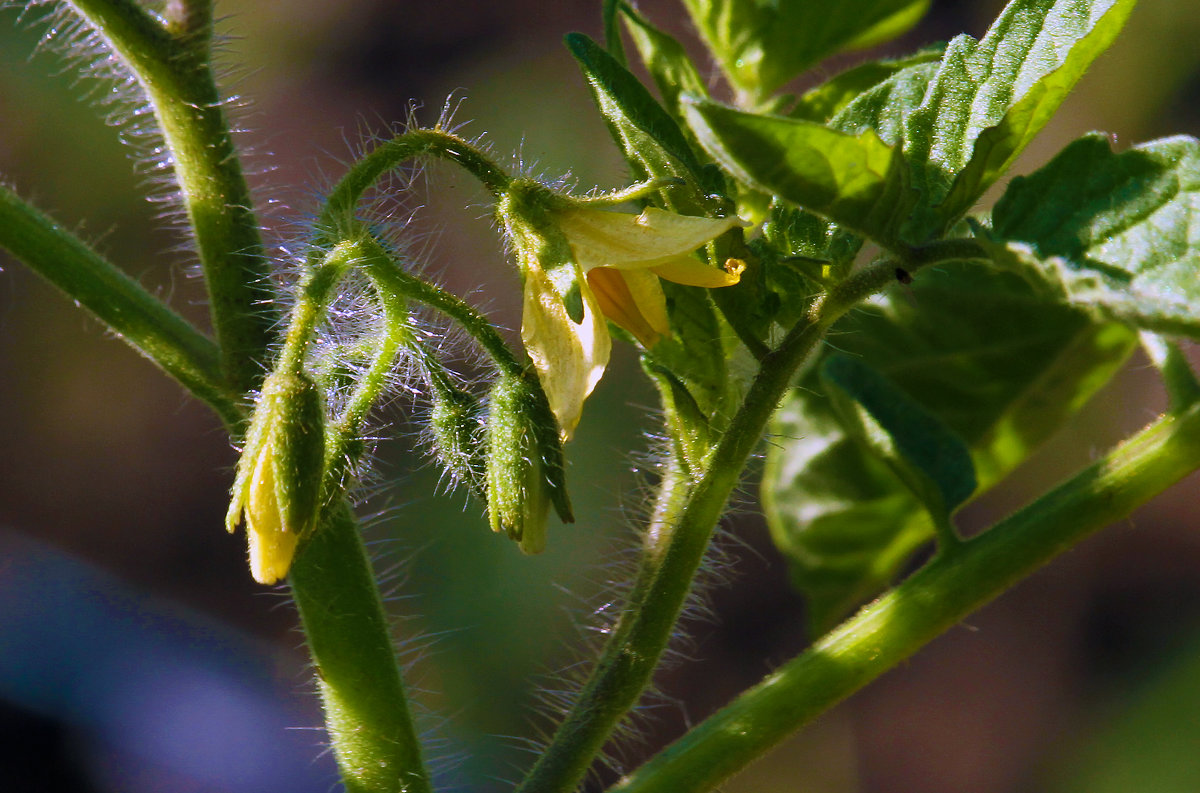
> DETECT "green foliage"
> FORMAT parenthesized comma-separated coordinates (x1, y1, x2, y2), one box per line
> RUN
(5, 0, 1200, 792)
(763, 263, 1137, 631)
(680, 0, 930, 101)
(820, 353, 977, 524)
(684, 99, 913, 245)
(986, 133, 1200, 339)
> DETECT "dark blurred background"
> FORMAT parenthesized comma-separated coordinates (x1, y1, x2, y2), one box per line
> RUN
(2, 1, 1200, 791)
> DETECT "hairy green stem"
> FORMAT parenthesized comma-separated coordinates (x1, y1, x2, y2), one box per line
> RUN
(317, 128, 512, 247)
(0, 184, 240, 426)
(516, 258, 904, 793)
(290, 500, 432, 793)
(356, 236, 525, 376)
(323, 240, 416, 481)
(611, 399, 1200, 793)
(66, 0, 274, 393)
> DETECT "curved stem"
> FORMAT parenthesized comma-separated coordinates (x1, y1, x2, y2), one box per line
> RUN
(317, 129, 512, 249)
(1141, 332, 1200, 412)
(516, 258, 907, 793)
(0, 184, 241, 427)
(289, 500, 432, 793)
(355, 236, 525, 377)
(66, 0, 275, 394)
(610, 399, 1200, 793)
(322, 243, 415, 485)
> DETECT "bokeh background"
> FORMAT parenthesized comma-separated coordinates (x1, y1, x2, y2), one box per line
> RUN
(2, 1, 1200, 791)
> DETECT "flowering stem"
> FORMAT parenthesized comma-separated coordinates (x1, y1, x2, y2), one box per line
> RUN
(65, 0, 275, 394)
(610, 399, 1200, 793)
(0, 184, 241, 427)
(515, 256, 943, 793)
(266, 239, 430, 793)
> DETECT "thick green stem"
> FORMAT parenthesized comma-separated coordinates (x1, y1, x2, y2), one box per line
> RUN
(0, 184, 240, 427)
(516, 260, 903, 793)
(66, 0, 274, 393)
(290, 501, 432, 793)
(611, 399, 1200, 793)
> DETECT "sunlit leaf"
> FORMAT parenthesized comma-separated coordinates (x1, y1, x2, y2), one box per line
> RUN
(986, 133, 1200, 340)
(763, 262, 1136, 632)
(619, 3, 709, 127)
(680, 0, 931, 101)
(903, 0, 1136, 240)
(684, 97, 913, 246)
(789, 45, 945, 124)
(566, 31, 706, 197)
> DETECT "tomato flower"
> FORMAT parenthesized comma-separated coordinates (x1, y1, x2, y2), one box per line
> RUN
(500, 180, 744, 439)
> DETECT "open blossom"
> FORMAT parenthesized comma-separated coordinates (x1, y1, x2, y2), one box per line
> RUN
(501, 181, 745, 438)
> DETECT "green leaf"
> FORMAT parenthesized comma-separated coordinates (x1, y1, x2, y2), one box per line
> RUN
(565, 31, 709, 207)
(790, 45, 945, 124)
(642, 360, 715, 476)
(619, 3, 709, 125)
(763, 261, 1136, 632)
(987, 134, 1200, 340)
(646, 281, 744, 430)
(680, 0, 931, 101)
(684, 97, 913, 246)
(758, 204, 863, 325)
(903, 0, 1136, 240)
(821, 353, 977, 519)
(601, 0, 626, 63)
(763, 389, 931, 635)
(828, 57, 941, 143)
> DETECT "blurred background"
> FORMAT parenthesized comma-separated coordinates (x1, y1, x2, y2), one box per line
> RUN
(1, 1, 1200, 791)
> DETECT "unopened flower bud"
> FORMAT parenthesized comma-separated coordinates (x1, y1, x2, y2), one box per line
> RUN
(226, 370, 327, 584)
(427, 378, 487, 500)
(484, 373, 573, 554)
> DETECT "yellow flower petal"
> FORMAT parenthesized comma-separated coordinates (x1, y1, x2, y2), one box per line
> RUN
(245, 446, 299, 585)
(650, 256, 744, 288)
(521, 263, 611, 439)
(587, 267, 670, 348)
(555, 206, 743, 271)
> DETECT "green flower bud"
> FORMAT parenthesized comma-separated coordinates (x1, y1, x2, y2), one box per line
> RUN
(484, 373, 573, 554)
(427, 378, 487, 501)
(226, 370, 327, 584)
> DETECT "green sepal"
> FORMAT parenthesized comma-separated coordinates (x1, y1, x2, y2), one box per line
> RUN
(225, 369, 327, 584)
